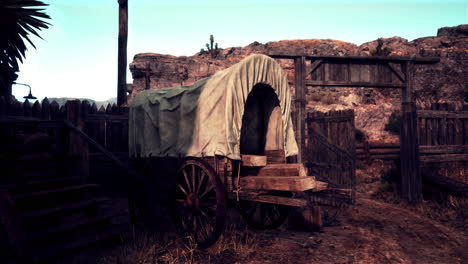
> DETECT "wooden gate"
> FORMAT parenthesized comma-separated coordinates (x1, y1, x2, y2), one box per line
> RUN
(305, 110, 356, 193)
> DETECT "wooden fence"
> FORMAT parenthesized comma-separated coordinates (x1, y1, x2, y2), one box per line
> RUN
(0, 97, 128, 152)
(357, 102, 468, 163)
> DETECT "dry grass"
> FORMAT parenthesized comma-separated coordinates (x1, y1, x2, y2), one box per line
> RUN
(99, 211, 259, 264)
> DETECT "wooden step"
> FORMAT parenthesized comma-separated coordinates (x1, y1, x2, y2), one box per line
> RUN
(243, 163, 307, 176)
(22, 197, 110, 230)
(30, 211, 126, 242)
(1, 177, 82, 195)
(32, 223, 128, 263)
(240, 176, 320, 192)
(22, 197, 109, 218)
(13, 184, 99, 211)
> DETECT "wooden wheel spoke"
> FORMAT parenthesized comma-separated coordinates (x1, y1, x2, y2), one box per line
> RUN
(177, 184, 188, 196)
(196, 171, 207, 195)
(198, 183, 214, 199)
(182, 170, 192, 192)
(191, 165, 196, 193)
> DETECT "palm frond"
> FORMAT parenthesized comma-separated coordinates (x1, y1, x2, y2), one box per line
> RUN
(0, 0, 51, 71)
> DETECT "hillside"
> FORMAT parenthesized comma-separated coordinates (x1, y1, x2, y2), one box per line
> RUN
(129, 24, 468, 141)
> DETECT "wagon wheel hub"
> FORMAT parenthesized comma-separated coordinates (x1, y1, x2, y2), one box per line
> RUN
(185, 193, 200, 210)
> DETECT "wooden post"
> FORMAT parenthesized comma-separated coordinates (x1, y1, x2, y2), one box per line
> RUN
(117, 0, 128, 106)
(400, 61, 422, 203)
(294, 56, 306, 163)
(65, 100, 89, 181)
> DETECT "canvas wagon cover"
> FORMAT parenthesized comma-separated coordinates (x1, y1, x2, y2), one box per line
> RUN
(129, 54, 298, 160)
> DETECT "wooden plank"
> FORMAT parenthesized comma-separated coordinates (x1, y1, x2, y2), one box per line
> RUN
(421, 154, 468, 163)
(241, 155, 267, 167)
(240, 176, 320, 192)
(41, 98, 50, 120)
(307, 59, 323, 75)
(417, 111, 468, 119)
(268, 53, 440, 63)
(386, 62, 405, 82)
(265, 149, 286, 164)
(247, 163, 307, 177)
(420, 145, 467, 154)
(230, 192, 308, 207)
(356, 142, 399, 149)
(306, 80, 405, 88)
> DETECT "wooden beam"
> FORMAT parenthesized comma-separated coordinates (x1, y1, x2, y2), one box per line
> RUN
(307, 59, 323, 75)
(268, 53, 440, 64)
(306, 80, 405, 88)
(386, 62, 406, 83)
(117, 0, 128, 106)
(420, 154, 468, 163)
(230, 192, 308, 207)
(240, 176, 319, 192)
(294, 56, 306, 163)
(400, 61, 422, 203)
(417, 110, 468, 119)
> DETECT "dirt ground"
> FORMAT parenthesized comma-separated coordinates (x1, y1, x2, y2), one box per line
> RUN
(96, 162, 467, 264)
(239, 198, 466, 264)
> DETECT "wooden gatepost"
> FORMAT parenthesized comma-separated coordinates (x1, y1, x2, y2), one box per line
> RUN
(269, 52, 439, 204)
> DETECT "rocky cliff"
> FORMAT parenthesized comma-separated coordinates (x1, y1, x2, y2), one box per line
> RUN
(129, 24, 468, 141)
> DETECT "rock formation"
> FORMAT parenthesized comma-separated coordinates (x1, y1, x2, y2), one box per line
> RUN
(129, 25, 467, 141)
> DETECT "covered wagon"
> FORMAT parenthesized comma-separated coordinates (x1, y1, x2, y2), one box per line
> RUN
(129, 54, 328, 247)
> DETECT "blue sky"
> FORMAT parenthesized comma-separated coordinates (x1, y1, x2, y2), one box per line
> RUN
(13, 0, 467, 101)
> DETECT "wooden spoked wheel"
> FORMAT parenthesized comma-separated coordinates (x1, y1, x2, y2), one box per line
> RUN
(238, 192, 291, 230)
(172, 159, 226, 248)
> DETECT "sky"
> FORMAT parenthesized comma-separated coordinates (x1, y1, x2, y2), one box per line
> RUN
(12, 0, 467, 101)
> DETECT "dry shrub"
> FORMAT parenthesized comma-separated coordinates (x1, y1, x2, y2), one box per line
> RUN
(321, 95, 334, 105)
(310, 94, 322, 102)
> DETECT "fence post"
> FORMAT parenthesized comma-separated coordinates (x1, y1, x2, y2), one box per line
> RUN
(400, 61, 422, 203)
(65, 100, 89, 181)
(294, 56, 306, 163)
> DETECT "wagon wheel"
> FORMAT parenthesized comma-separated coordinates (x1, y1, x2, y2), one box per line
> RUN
(238, 191, 291, 230)
(171, 159, 226, 248)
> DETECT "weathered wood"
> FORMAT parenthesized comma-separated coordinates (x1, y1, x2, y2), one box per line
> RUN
(41, 98, 50, 120)
(306, 80, 405, 88)
(386, 62, 405, 82)
(265, 149, 286, 164)
(420, 154, 468, 163)
(307, 59, 323, 75)
(245, 163, 307, 177)
(65, 100, 89, 181)
(240, 176, 319, 192)
(231, 192, 308, 207)
(32, 101, 41, 119)
(400, 61, 422, 203)
(241, 155, 267, 167)
(417, 110, 468, 119)
(421, 168, 468, 196)
(117, 0, 128, 106)
(294, 56, 306, 163)
(268, 53, 440, 63)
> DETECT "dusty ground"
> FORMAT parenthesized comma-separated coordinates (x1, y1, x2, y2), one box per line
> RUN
(96, 162, 467, 264)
